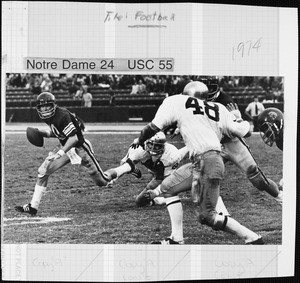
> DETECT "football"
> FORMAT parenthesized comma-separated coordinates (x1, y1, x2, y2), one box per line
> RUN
(26, 127, 44, 147)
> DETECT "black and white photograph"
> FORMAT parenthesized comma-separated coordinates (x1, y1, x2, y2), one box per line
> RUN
(1, 1, 298, 282)
(4, 73, 284, 246)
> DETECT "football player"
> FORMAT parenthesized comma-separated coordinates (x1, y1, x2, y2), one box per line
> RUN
(106, 132, 189, 206)
(15, 92, 116, 215)
(257, 107, 283, 151)
(175, 79, 283, 204)
(132, 82, 264, 245)
(257, 107, 284, 188)
(145, 81, 282, 244)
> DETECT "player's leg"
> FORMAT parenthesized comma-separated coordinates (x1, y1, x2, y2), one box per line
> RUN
(222, 139, 282, 203)
(79, 139, 111, 187)
(152, 163, 193, 244)
(150, 162, 230, 244)
(105, 157, 141, 183)
(197, 151, 263, 244)
(115, 146, 144, 178)
(15, 151, 70, 215)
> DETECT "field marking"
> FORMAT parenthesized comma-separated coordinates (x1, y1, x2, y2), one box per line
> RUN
(4, 217, 71, 226)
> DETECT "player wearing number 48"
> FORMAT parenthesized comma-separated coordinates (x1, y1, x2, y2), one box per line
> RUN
(15, 92, 120, 216)
(132, 80, 280, 245)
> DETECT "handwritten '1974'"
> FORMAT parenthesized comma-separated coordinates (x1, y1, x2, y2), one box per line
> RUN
(232, 38, 262, 60)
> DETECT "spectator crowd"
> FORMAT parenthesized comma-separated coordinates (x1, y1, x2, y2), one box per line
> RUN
(6, 73, 284, 103)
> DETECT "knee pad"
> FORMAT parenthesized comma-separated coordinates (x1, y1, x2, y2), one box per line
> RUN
(199, 213, 228, 231)
(247, 165, 273, 192)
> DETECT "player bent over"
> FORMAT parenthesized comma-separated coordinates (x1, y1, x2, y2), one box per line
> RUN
(132, 83, 265, 245)
(182, 80, 282, 204)
(15, 92, 111, 215)
(106, 131, 189, 206)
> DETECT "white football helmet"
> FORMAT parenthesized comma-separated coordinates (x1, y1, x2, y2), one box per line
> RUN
(144, 132, 166, 156)
(182, 81, 209, 100)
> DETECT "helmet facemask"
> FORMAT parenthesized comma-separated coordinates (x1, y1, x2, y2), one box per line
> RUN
(259, 121, 279, 147)
(36, 92, 57, 119)
(206, 83, 220, 101)
(144, 132, 166, 156)
(37, 102, 57, 119)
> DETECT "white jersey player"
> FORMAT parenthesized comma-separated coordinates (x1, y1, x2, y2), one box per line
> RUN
(106, 132, 189, 205)
(132, 83, 264, 245)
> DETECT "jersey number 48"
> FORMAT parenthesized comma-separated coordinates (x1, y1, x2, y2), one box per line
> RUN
(185, 97, 220, 122)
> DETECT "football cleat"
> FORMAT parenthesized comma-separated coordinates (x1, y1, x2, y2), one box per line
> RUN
(151, 237, 184, 245)
(15, 203, 37, 215)
(131, 167, 142, 178)
(246, 236, 264, 245)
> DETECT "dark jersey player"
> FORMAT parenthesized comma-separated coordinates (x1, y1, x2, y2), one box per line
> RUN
(257, 107, 284, 151)
(257, 107, 284, 189)
(14, 92, 117, 215)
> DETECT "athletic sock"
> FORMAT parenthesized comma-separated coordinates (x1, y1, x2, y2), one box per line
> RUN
(30, 184, 46, 210)
(113, 163, 132, 178)
(165, 196, 184, 243)
(215, 196, 230, 216)
(223, 217, 259, 243)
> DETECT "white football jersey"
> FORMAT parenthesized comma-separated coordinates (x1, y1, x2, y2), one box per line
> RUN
(159, 143, 188, 176)
(121, 143, 188, 177)
(152, 95, 250, 156)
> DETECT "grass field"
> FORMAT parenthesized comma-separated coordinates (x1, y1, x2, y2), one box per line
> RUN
(3, 131, 282, 245)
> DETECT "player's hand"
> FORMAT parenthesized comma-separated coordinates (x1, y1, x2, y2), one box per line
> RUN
(144, 190, 157, 200)
(130, 138, 142, 149)
(46, 149, 65, 161)
(171, 127, 180, 139)
(226, 103, 242, 120)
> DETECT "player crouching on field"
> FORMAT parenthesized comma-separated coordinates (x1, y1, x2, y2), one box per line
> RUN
(105, 132, 190, 206)
(15, 92, 112, 216)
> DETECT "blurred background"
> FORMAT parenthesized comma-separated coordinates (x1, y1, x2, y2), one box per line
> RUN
(5, 73, 284, 123)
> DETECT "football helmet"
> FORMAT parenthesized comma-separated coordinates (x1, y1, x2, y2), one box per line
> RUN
(198, 76, 220, 101)
(257, 108, 283, 147)
(145, 132, 166, 156)
(36, 92, 57, 119)
(183, 81, 209, 100)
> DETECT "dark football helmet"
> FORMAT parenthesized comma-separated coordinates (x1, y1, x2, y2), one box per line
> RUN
(257, 108, 284, 147)
(36, 92, 57, 119)
(198, 76, 220, 101)
(144, 132, 166, 156)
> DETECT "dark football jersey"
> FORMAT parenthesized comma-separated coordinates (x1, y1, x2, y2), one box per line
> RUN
(44, 107, 84, 146)
(276, 130, 283, 151)
(214, 92, 235, 106)
(142, 159, 165, 180)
